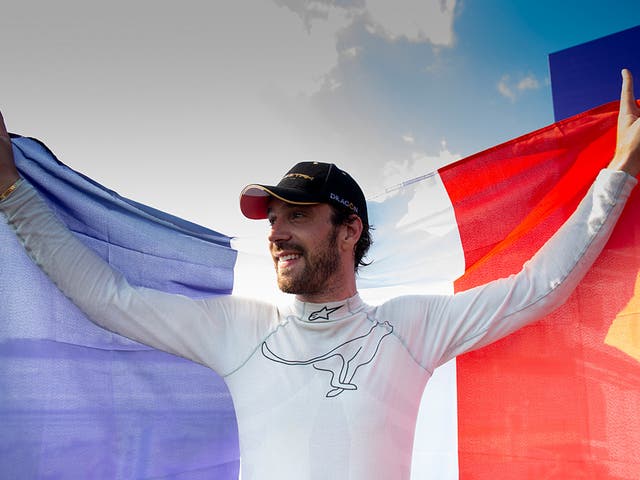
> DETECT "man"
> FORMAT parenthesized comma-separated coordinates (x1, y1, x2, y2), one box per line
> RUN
(0, 70, 639, 479)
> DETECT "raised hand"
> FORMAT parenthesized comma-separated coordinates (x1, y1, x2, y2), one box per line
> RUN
(609, 69, 640, 177)
(0, 111, 21, 194)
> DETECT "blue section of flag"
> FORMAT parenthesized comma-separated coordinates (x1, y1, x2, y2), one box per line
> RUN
(549, 25, 640, 121)
(1, 136, 240, 478)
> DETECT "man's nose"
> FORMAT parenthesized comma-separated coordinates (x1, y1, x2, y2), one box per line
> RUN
(268, 219, 291, 243)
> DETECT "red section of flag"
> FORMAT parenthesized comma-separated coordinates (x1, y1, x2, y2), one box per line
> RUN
(440, 102, 640, 479)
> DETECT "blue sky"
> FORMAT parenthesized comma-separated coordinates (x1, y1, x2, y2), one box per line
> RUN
(331, 1, 640, 159)
(1, 1, 639, 235)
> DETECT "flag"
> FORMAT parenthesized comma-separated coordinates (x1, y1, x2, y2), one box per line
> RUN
(1, 136, 240, 479)
(439, 101, 640, 478)
(2, 100, 639, 479)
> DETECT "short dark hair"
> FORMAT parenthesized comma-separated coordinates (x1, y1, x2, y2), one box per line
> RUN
(330, 205, 373, 272)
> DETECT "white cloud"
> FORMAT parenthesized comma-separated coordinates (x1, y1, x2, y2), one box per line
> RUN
(249, 0, 458, 103)
(277, 0, 458, 49)
(375, 142, 461, 197)
(497, 73, 541, 102)
(273, 0, 350, 30)
(497, 75, 517, 102)
(2, 0, 462, 237)
(364, 0, 457, 45)
(341, 46, 362, 58)
(402, 133, 416, 144)
(517, 74, 540, 91)
(216, 1, 351, 96)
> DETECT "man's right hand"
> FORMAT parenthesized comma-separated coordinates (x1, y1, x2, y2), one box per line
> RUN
(0, 111, 21, 194)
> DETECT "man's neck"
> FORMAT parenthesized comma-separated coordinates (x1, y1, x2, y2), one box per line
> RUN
(295, 284, 357, 304)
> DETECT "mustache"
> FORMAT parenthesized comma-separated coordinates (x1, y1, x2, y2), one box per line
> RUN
(271, 242, 305, 255)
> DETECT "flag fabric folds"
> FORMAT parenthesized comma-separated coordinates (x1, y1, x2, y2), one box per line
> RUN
(440, 101, 640, 479)
(1, 137, 240, 479)
(1, 100, 639, 479)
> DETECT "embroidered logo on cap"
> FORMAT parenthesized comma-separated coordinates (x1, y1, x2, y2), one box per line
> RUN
(329, 193, 358, 213)
(284, 173, 314, 181)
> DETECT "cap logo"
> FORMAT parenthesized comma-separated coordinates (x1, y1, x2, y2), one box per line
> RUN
(330, 192, 358, 214)
(284, 173, 314, 181)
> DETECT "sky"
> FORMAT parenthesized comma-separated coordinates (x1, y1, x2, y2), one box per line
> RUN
(1, 0, 639, 238)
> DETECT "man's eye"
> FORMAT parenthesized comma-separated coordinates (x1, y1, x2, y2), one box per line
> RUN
(291, 211, 305, 219)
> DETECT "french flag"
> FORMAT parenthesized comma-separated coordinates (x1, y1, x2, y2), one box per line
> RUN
(2, 98, 638, 478)
(1, 135, 240, 478)
(439, 101, 640, 479)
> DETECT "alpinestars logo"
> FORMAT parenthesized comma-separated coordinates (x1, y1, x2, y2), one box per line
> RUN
(261, 321, 394, 398)
(308, 305, 343, 321)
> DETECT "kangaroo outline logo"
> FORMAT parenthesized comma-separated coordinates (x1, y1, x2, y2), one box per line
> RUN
(261, 321, 394, 397)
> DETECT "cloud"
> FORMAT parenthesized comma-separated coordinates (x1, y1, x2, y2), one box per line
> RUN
(225, 1, 351, 96)
(1, 0, 462, 236)
(402, 133, 416, 144)
(364, 0, 457, 45)
(497, 75, 517, 102)
(517, 75, 540, 91)
(497, 73, 541, 102)
(375, 140, 461, 197)
(341, 46, 362, 59)
(253, 0, 458, 100)
(277, 0, 458, 50)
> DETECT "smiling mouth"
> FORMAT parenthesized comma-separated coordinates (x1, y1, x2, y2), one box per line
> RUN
(279, 253, 301, 262)
(275, 251, 303, 271)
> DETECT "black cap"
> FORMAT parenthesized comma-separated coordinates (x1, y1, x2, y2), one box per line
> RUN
(240, 161, 368, 226)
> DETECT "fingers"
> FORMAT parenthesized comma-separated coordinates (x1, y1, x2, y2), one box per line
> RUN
(0, 110, 8, 139)
(0, 109, 20, 189)
(620, 68, 640, 116)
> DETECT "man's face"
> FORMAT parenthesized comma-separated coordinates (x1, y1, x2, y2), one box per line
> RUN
(267, 199, 341, 297)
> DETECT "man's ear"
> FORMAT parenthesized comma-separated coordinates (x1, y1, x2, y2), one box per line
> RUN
(341, 214, 363, 249)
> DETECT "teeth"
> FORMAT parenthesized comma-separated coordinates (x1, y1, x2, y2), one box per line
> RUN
(279, 254, 300, 262)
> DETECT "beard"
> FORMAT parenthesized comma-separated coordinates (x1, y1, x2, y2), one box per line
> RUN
(274, 228, 341, 296)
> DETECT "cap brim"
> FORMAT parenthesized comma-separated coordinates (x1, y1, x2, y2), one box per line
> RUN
(239, 184, 320, 220)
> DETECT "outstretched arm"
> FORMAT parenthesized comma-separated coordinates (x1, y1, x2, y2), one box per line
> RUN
(0, 112, 269, 375)
(387, 70, 639, 371)
(434, 70, 640, 364)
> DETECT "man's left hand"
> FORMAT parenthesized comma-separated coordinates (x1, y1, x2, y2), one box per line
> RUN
(609, 68, 640, 177)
